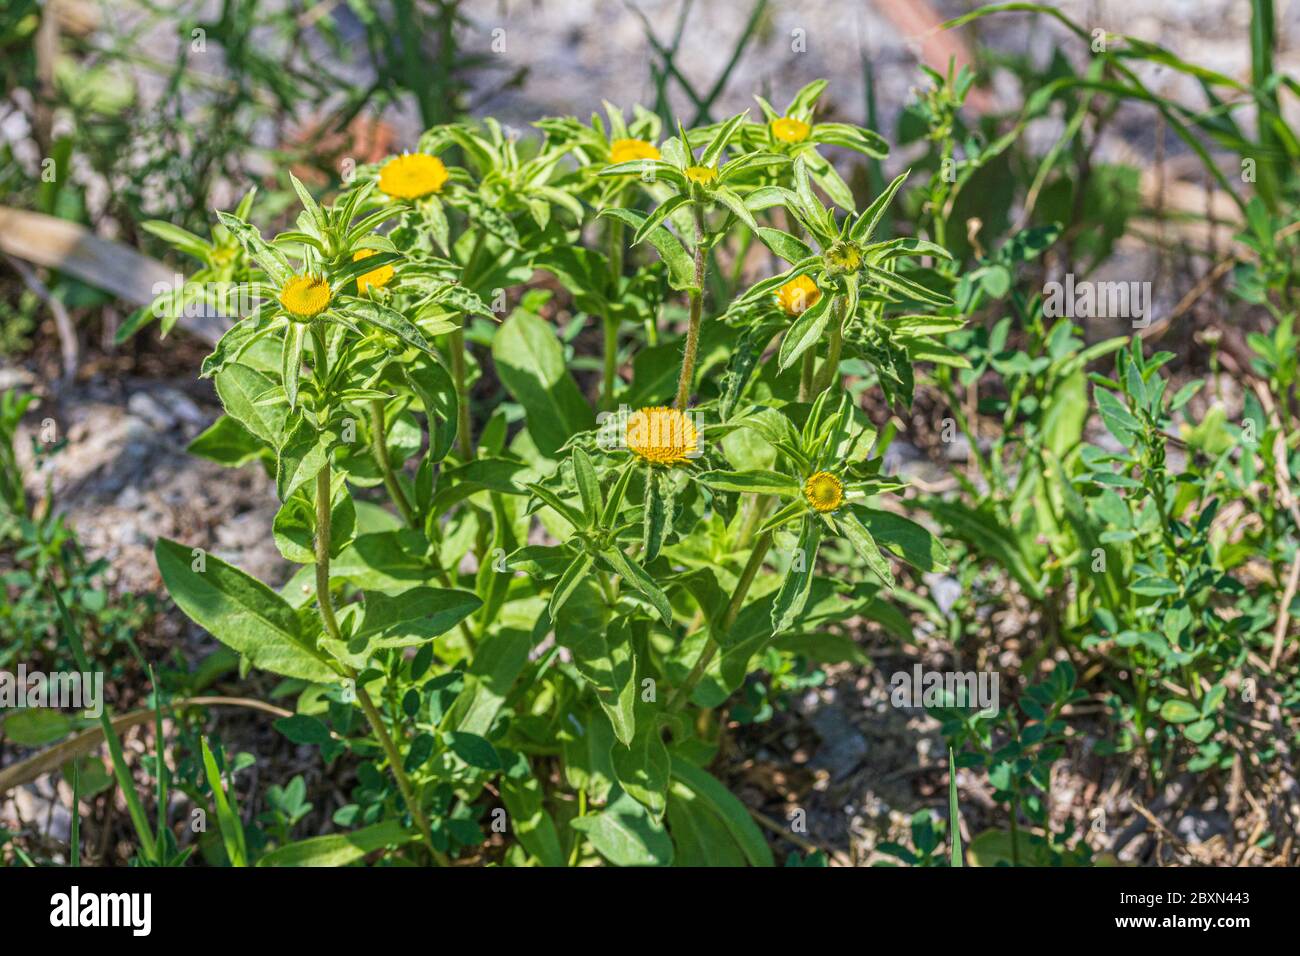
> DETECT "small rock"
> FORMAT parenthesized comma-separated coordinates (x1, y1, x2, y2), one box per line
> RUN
(127, 391, 175, 431)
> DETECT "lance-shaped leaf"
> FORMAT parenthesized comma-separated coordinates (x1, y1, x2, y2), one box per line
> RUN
(599, 208, 696, 292)
(860, 263, 953, 306)
(345, 298, 433, 354)
(357, 587, 482, 647)
(571, 447, 601, 525)
(696, 469, 800, 497)
(276, 417, 328, 501)
(701, 111, 748, 166)
(771, 517, 821, 634)
(632, 194, 691, 246)
(155, 538, 335, 682)
(641, 467, 674, 562)
(216, 211, 292, 285)
(549, 551, 594, 621)
(850, 170, 910, 245)
(835, 510, 895, 588)
(600, 546, 673, 626)
(756, 227, 813, 264)
(282, 321, 306, 411)
(777, 288, 835, 371)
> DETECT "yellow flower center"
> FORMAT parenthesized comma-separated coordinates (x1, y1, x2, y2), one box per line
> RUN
(278, 275, 331, 318)
(684, 165, 717, 185)
(625, 406, 698, 465)
(378, 153, 449, 199)
(771, 117, 811, 143)
(775, 275, 821, 316)
(353, 249, 394, 294)
(803, 471, 844, 513)
(609, 138, 660, 164)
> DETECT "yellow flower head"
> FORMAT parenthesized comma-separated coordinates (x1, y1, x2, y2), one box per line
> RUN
(776, 275, 821, 316)
(684, 165, 717, 186)
(279, 275, 331, 318)
(803, 471, 844, 513)
(625, 406, 699, 465)
(824, 239, 862, 275)
(378, 153, 449, 199)
(353, 249, 394, 294)
(771, 117, 811, 144)
(609, 138, 660, 164)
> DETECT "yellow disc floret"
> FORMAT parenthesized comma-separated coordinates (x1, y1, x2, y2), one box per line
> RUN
(353, 249, 394, 294)
(625, 406, 699, 465)
(776, 275, 821, 316)
(684, 165, 717, 185)
(771, 117, 811, 143)
(609, 138, 660, 164)
(278, 275, 331, 318)
(803, 471, 844, 513)
(378, 153, 449, 199)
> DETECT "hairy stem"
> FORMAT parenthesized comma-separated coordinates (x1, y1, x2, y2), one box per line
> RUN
(368, 399, 414, 525)
(667, 530, 773, 712)
(811, 297, 846, 394)
(449, 325, 473, 460)
(602, 315, 619, 412)
(674, 205, 708, 410)
(355, 683, 449, 866)
(314, 466, 343, 644)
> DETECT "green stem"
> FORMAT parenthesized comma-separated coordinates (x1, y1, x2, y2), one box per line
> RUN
(314, 460, 445, 864)
(798, 349, 816, 402)
(674, 205, 708, 410)
(811, 297, 846, 394)
(368, 399, 414, 525)
(449, 325, 473, 461)
(355, 683, 449, 866)
(602, 315, 619, 412)
(314, 465, 344, 644)
(667, 530, 773, 712)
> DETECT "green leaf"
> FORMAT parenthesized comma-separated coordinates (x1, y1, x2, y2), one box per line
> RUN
(276, 417, 329, 501)
(214, 364, 284, 445)
(612, 719, 671, 819)
(492, 309, 595, 458)
(696, 469, 800, 497)
(669, 756, 773, 866)
(2, 709, 71, 746)
(281, 321, 306, 411)
(570, 789, 674, 867)
(837, 510, 895, 587)
(348, 298, 432, 354)
(598, 208, 696, 292)
(446, 731, 502, 770)
(200, 737, 248, 867)
(557, 592, 637, 746)
(1095, 387, 1142, 445)
(448, 627, 532, 735)
(949, 748, 963, 867)
(187, 414, 268, 468)
(777, 289, 835, 371)
(256, 820, 416, 866)
(643, 469, 679, 565)
(1159, 699, 1200, 724)
(600, 546, 673, 626)
(499, 752, 566, 866)
(851, 508, 948, 572)
(771, 518, 821, 633)
(358, 587, 482, 646)
(756, 227, 813, 264)
(571, 447, 601, 525)
(155, 537, 335, 682)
